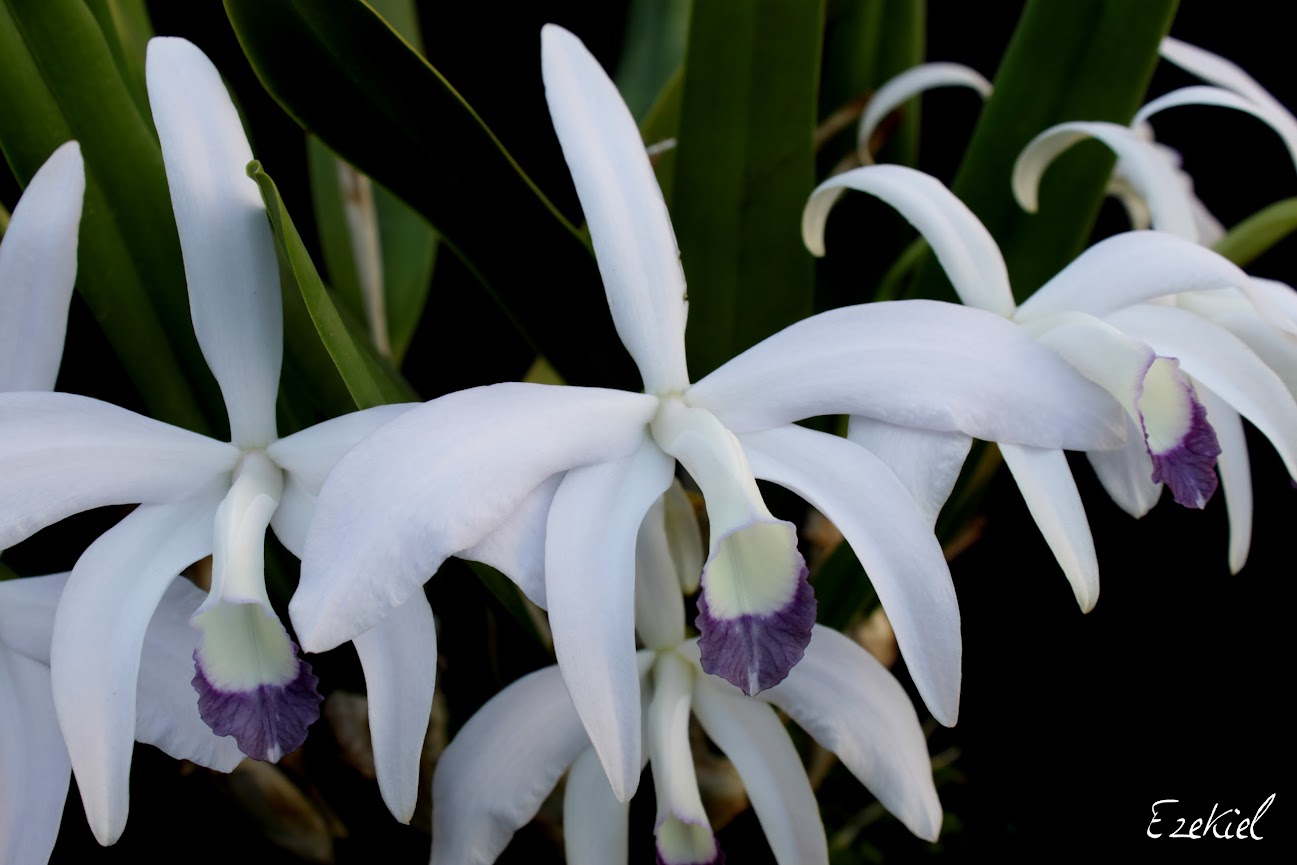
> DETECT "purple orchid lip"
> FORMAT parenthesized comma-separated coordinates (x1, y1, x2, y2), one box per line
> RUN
(1149, 394, 1220, 508)
(192, 648, 322, 762)
(696, 563, 815, 696)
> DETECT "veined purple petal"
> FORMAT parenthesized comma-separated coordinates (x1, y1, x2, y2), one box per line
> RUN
(650, 401, 813, 694)
(192, 625, 320, 762)
(1142, 360, 1220, 508)
(696, 556, 814, 697)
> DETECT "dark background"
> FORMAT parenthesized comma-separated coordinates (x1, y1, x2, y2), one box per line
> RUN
(3, 1, 1288, 862)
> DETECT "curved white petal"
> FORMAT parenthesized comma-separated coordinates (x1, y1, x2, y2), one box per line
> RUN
(1017, 232, 1249, 324)
(0, 572, 67, 662)
(803, 165, 1014, 316)
(688, 300, 1123, 450)
(691, 678, 828, 864)
(1239, 276, 1297, 334)
(634, 496, 688, 651)
(858, 63, 991, 163)
(0, 391, 237, 549)
(1086, 417, 1163, 519)
(430, 665, 589, 865)
(269, 475, 315, 559)
(266, 403, 416, 492)
(564, 746, 630, 865)
(760, 626, 943, 842)
(1197, 384, 1252, 573)
(294, 383, 657, 653)
(1135, 86, 1297, 170)
(0, 141, 84, 392)
(352, 590, 437, 824)
(647, 653, 709, 830)
(134, 576, 246, 772)
(846, 418, 971, 527)
(0, 648, 70, 865)
(739, 424, 960, 726)
(1014, 122, 1199, 239)
(999, 444, 1100, 612)
(147, 37, 282, 447)
(541, 25, 689, 394)
(546, 434, 674, 801)
(1106, 303, 1297, 478)
(662, 480, 704, 594)
(1159, 37, 1289, 113)
(1179, 289, 1297, 393)
(457, 473, 561, 609)
(51, 484, 224, 845)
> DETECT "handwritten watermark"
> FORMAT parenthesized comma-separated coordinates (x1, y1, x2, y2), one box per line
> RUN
(1147, 794, 1275, 840)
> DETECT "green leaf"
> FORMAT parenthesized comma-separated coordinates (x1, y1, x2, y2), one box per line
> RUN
(85, 0, 153, 119)
(615, 0, 692, 121)
(915, 0, 1178, 302)
(224, 0, 635, 389)
(672, 0, 824, 378)
(1212, 197, 1297, 268)
(0, 0, 211, 431)
(250, 160, 417, 410)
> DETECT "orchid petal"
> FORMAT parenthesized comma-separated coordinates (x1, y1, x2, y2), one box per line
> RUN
(739, 424, 960, 725)
(1014, 122, 1199, 239)
(692, 678, 829, 865)
(564, 746, 630, 865)
(0, 392, 237, 549)
(1086, 417, 1163, 519)
(1178, 289, 1297, 392)
(0, 572, 244, 773)
(1135, 86, 1297, 170)
(1017, 231, 1250, 323)
(662, 480, 705, 594)
(0, 648, 70, 865)
(1106, 303, 1297, 478)
(858, 63, 991, 163)
(457, 473, 561, 608)
(430, 665, 589, 865)
(760, 625, 943, 842)
(1196, 384, 1252, 573)
(266, 403, 416, 492)
(1159, 37, 1290, 113)
(51, 484, 224, 845)
(0, 141, 84, 392)
(652, 400, 813, 696)
(269, 475, 315, 559)
(647, 652, 715, 864)
(294, 383, 657, 653)
(634, 496, 689, 651)
(147, 37, 282, 447)
(846, 418, 971, 526)
(192, 452, 320, 763)
(804, 165, 1014, 316)
(687, 300, 1123, 449)
(541, 25, 689, 394)
(352, 590, 437, 823)
(1240, 276, 1297, 334)
(999, 444, 1100, 612)
(546, 434, 673, 801)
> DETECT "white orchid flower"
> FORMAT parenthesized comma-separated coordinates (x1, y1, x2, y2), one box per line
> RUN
(0, 39, 432, 845)
(430, 490, 942, 865)
(294, 24, 1126, 804)
(855, 62, 992, 165)
(1009, 37, 1297, 572)
(803, 166, 1295, 610)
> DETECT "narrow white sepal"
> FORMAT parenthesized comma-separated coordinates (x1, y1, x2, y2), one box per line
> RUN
(1197, 385, 1252, 573)
(846, 418, 972, 527)
(564, 747, 630, 865)
(0, 140, 85, 392)
(147, 37, 283, 447)
(858, 63, 991, 163)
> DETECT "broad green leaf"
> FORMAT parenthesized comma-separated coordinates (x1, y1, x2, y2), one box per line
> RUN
(0, 0, 211, 431)
(672, 0, 824, 379)
(1213, 197, 1297, 268)
(915, 0, 1178, 302)
(85, 0, 153, 119)
(615, 0, 692, 121)
(224, 0, 635, 389)
(251, 161, 417, 410)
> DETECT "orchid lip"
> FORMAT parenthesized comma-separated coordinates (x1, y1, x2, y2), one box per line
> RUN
(1141, 358, 1221, 507)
